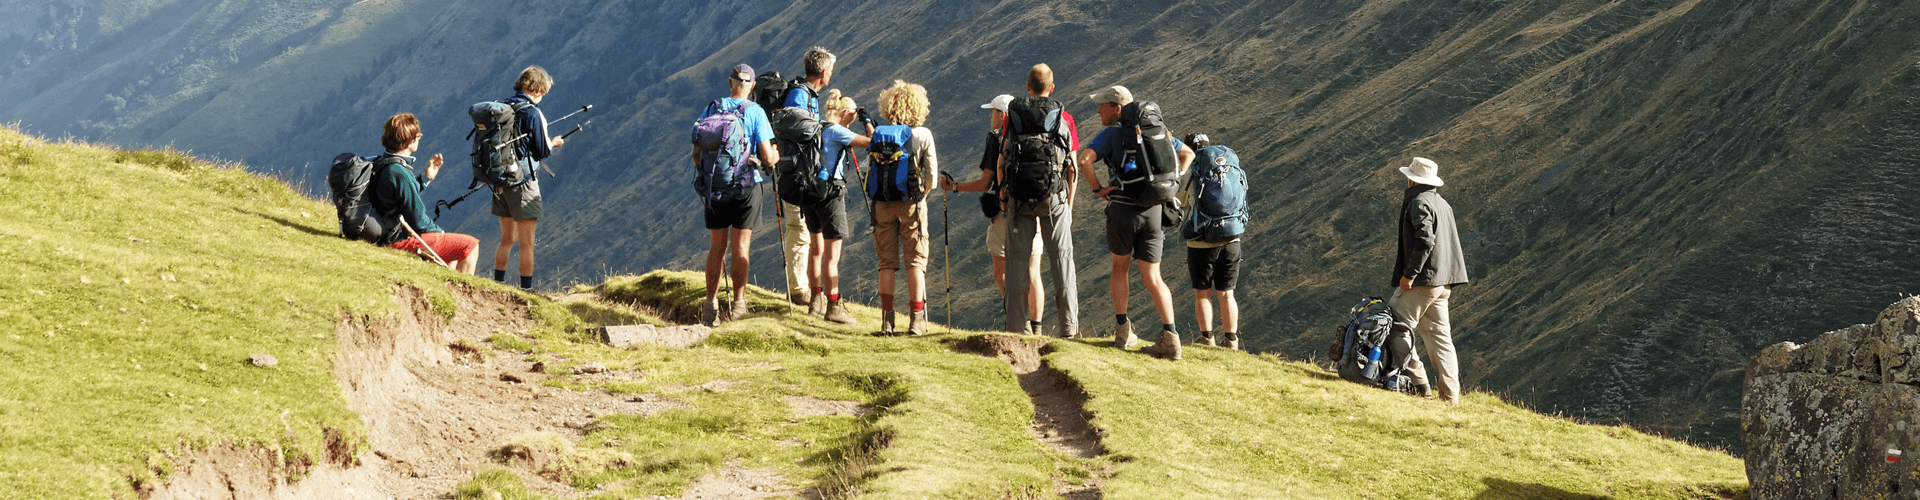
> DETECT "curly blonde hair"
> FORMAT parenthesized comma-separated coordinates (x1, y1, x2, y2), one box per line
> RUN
(878, 80, 928, 127)
(822, 89, 856, 118)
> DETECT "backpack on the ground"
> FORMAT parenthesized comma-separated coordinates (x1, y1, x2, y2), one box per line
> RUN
(692, 100, 758, 202)
(1181, 145, 1249, 243)
(865, 124, 925, 202)
(772, 107, 841, 205)
(327, 153, 401, 244)
(1106, 101, 1181, 207)
(467, 97, 535, 189)
(1327, 296, 1413, 391)
(1003, 96, 1071, 205)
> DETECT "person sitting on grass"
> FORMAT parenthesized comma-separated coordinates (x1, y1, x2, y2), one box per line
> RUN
(371, 112, 481, 274)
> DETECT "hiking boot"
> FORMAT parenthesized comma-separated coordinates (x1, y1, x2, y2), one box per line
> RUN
(1411, 384, 1433, 399)
(1113, 322, 1136, 350)
(789, 290, 810, 306)
(1225, 332, 1241, 351)
(824, 300, 854, 325)
(878, 311, 896, 336)
(807, 292, 826, 317)
(1143, 330, 1183, 361)
(729, 295, 750, 320)
(909, 309, 928, 336)
(700, 298, 719, 327)
(1198, 332, 1216, 347)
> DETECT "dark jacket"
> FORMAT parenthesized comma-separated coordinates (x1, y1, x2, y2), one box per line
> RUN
(510, 94, 552, 173)
(1393, 184, 1469, 287)
(369, 153, 442, 244)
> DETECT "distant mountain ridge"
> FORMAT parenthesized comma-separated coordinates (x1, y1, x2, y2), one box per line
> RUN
(7, 0, 1920, 453)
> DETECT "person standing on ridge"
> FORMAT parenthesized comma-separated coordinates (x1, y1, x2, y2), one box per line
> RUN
(779, 47, 835, 306)
(940, 94, 1044, 329)
(1387, 157, 1470, 404)
(1179, 134, 1247, 351)
(692, 64, 779, 326)
(805, 88, 870, 325)
(995, 63, 1082, 338)
(865, 80, 940, 335)
(1080, 85, 1194, 359)
(490, 66, 564, 291)
(371, 113, 482, 274)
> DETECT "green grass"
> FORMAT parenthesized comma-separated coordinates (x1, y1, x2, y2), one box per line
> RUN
(0, 127, 512, 498)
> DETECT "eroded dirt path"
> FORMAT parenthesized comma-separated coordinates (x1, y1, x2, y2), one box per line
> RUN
(964, 334, 1111, 499)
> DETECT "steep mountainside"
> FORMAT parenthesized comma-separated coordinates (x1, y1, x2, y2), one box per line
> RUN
(6, 0, 1920, 453)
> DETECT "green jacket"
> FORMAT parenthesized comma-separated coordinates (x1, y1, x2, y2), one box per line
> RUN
(369, 153, 442, 243)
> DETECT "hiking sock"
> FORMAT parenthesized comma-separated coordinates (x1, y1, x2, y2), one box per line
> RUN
(1200, 330, 1212, 341)
(829, 293, 840, 302)
(493, 269, 507, 283)
(1030, 320, 1042, 331)
(519, 276, 533, 290)
(1116, 314, 1130, 325)
(814, 286, 823, 295)
(911, 301, 925, 313)
(1163, 324, 1177, 334)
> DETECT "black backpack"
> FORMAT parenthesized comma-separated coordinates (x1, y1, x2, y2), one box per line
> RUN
(1106, 101, 1182, 207)
(467, 97, 534, 189)
(1327, 296, 1414, 391)
(754, 71, 815, 113)
(1003, 96, 1071, 205)
(772, 107, 842, 205)
(327, 153, 402, 244)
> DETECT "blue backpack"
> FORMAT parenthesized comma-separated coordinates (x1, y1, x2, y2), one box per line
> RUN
(467, 97, 534, 189)
(1331, 296, 1414, 391)
(691, 100, 758, 202)
(865, 125, 925, 202)
(1181, 145, 1249, 243)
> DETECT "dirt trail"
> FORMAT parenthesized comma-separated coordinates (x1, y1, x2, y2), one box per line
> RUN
(963, 334, 1109, 499)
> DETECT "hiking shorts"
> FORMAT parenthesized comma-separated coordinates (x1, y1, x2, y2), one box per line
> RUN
(490, 180, 542, 221)
(986, 215, 1043, 259)
(801, 193, 849, 240)
(871, 200, 929, 272)
(390, 232, 479, 263)
(704, 184, 767, 230)
(1104, 202, 1164, 263)
(1187, 241, 1243, 291)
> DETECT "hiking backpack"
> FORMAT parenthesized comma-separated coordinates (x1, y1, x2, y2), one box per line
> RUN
(1003, 96, 1071, 205)
(772, 107, 842, 206)
(1105, 101, 1182, 207)
(1181, 145, 1249, 243)
(691, 100, 758, 202)
(865, 124, 925, 202)
(467, 97, 535, 189)
(1328, 296, 1413, 391)
(753, 71, 809, 112)
(327, 153, 401, 244)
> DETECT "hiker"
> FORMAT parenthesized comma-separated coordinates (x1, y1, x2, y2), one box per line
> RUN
(371, 113, 481, 274)
(1387, 157, 1470, 404)
(692, 64, 780, 326)
(939, 94, 1045, 329)
(1079, 85, 1194, 359)
(995, 63, 1082, 338)
(490, 66, 565, 291)
(804, 88, 871, 325)
(1179, 134, 1249, 351)
(777, 47, 835, 305)
(865, 80, 940, 335)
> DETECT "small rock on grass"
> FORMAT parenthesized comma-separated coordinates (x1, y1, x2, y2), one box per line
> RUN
(248, 354, 278, 367)
(573, 362, 607, 374)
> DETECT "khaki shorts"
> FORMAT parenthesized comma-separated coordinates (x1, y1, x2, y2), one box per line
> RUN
(872, 201, 929, 271)
(985, 216, 1043, 259)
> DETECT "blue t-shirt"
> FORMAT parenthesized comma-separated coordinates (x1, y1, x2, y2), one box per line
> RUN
(698, 97, 775, 183)
(820, 123, 857, 182)
(783, 85, 819, 115)
(1086, 126, 1185, 176)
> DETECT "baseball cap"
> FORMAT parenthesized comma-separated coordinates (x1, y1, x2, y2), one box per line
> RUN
(730, 64, 755, 82)
(1089, 85, 1133, 106)
(980, 94, 1014, 112)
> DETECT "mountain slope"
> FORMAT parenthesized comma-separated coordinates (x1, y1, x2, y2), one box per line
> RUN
(5, 0, 1919, 452)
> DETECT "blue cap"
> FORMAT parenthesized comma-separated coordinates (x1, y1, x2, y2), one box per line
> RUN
(731, 64, 755, 82)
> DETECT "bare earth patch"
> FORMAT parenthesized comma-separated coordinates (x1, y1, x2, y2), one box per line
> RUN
(784, 395, 873, 418)
(643, 459, 817, 500)
(960, 334, 1111, 498)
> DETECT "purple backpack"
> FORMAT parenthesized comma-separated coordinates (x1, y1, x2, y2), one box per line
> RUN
(692, 100, 757, 202)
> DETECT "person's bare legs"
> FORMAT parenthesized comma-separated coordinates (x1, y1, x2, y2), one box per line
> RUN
(705, 229, 728, 299)
(1139, 260, 1175, 325)
(1195, 289, 1215, 334)
(493, 216, 516, 276)
(728, 228, 752, 298)
(514, 219, 537, 278)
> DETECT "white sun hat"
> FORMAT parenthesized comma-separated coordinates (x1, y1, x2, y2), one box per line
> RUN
(1400, 157, 1444, 187)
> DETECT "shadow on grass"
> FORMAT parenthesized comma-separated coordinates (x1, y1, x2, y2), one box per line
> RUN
(1474, 478, 1607, 499)
(234, 208, 338, 238)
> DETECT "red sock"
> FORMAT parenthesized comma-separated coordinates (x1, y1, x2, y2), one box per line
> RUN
(829, 293, 840, 302)
(911, 301, 925, 313)
(813, 287, 822, 295)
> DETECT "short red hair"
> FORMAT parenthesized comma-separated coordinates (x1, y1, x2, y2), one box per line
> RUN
(382, 113, 420, 153)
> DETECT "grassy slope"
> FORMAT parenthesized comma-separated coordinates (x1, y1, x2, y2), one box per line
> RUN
(0, 127, 1744, 498)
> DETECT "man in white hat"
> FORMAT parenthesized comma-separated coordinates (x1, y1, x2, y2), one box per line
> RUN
(941, 94, 1045, 328)
(1388, 156, 1470, 404)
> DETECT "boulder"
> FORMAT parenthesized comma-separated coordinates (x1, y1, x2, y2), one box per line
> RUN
(1744, 297, 1920, 497)
(593, 324, 711, 349)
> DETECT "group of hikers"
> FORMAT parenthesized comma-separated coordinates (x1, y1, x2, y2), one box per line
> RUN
(334, 51, 1470, 404)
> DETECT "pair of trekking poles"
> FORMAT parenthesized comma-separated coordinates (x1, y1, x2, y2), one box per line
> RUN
(433, 105, 594, 221)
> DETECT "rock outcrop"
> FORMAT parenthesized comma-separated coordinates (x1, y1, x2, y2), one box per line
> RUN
(1744, 297, 1920, 498)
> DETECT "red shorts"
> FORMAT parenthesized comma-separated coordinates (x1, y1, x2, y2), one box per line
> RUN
(389, 232, 478, 263)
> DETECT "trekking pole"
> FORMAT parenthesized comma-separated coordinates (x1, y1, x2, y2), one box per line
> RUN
(534, 120, 591, 179)
(396, 219, 449, 268)
(433, 184, 486, 221)
(771, 167, 793, 314)
(941, 172, 953, 328)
